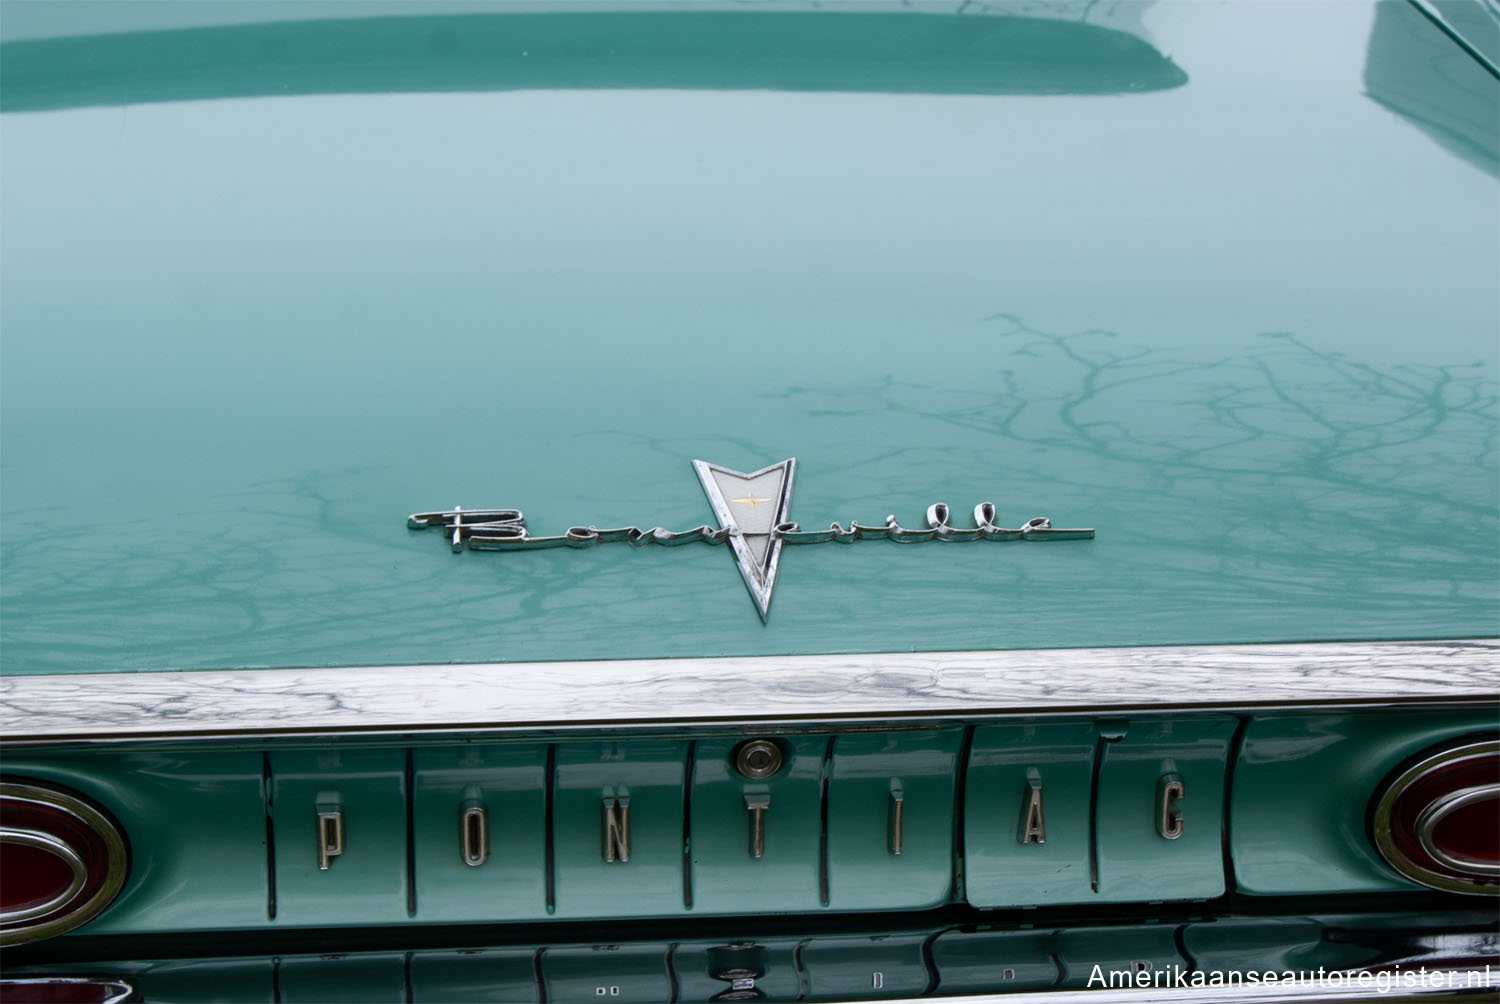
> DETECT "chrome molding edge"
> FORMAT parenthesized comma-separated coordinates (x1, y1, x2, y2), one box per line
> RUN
(1, 639, 1494, 742)
(829, 966, 1498, 1002)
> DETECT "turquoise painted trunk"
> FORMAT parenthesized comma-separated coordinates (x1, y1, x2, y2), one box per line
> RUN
(2, 1, 1496, 675)
(1, 5, 1496, 999)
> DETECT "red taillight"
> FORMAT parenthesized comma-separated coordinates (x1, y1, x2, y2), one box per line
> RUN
(1426, 789, 1499, 866)
(1373, 738, 1499, 895)
(0, 833, 86, 916)
(0, 979, 132, 1004)
(0, 782, 128, 946)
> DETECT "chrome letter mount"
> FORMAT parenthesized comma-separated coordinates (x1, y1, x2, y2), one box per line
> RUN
(744, 792, 771, 860)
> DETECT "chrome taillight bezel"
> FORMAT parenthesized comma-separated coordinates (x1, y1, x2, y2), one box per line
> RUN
(0, 781, 129, 945)
(1371, 738, 1499, 896)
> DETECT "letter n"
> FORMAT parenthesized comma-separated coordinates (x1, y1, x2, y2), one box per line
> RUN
(602, 795, 631, 863)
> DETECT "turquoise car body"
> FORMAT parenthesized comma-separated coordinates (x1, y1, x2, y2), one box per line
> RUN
(0, 2, 1495, 1001)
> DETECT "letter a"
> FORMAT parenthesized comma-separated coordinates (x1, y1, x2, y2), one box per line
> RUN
(1018, 773, 1046, 844)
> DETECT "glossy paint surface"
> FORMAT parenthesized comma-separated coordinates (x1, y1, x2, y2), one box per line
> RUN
(824, 729, 963, 912)
(280, 952, 406, 1004)
(1092, 715, 1235, 903)
(801, 934, 931, 1001)
(962, 721, 1097, 906)
(411, 743, 547, 922)
(930, 930, 1060, 993)
(409, 949, 537, 1004)
(541, 944, 672, 1002)
(1231, 708, 1500, 895)
(12, 913, 1498, 1002)
(24, 709, 1459, 935)
(674, 939, 803, 1001)
(34, 712, 1470, 966)
(690, 734, 827, 915)
(1, 1, 1496, 675)
(0, 751, 268, 935)
(552, 738, 686, 919)
(1423, 0, 1500, 69)
(270, 748, 409, 927)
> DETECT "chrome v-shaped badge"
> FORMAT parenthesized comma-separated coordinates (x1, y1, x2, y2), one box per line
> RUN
(692, 458, 795, 623)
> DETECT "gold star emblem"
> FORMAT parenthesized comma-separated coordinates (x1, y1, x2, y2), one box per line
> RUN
(732, 495, 771, 508)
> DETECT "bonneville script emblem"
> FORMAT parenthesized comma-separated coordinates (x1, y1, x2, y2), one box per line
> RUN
(408, 458, 1092, 622)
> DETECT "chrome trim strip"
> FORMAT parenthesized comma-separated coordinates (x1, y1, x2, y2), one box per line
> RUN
(0, 971, 1487, 1004)
(826, 966, 1497, 1002)
(1, 639, 1494, 742)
